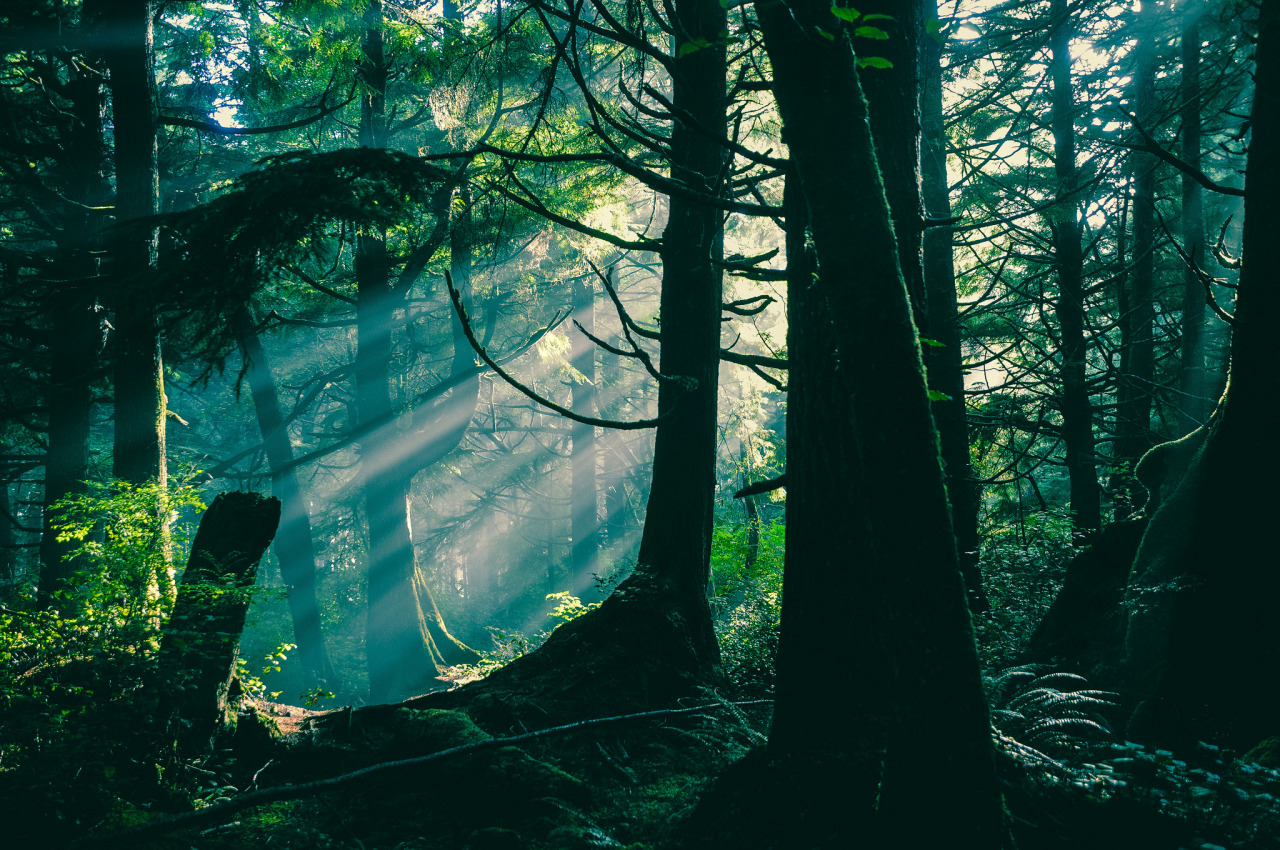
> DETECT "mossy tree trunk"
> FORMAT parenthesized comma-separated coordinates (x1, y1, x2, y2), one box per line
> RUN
(1123, 4, 1280, 749)
(103, 0, 166, 491)
(756, 0, 1010, 843)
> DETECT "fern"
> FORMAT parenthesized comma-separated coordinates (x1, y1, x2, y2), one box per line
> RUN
(985, 665, 1120, 757)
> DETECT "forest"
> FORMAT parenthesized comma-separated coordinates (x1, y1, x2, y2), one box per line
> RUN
(0, 0, 1276, 846)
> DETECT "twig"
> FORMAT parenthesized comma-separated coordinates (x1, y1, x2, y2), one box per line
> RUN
(445, 273, 683, 431)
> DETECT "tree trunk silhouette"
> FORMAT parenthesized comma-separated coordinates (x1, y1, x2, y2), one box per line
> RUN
(1115, 2, 1158, 517)
(757, 0, 1011, 843)
(1049, 0, 1100, 532)
(921, 0, 986, 612)
(1177, 2, 1210, 437)
(239, 315, 335, 684)
(103, 0, 165, 489)
(1122, 3, 1280, 750)
(38, 31, 110, 602)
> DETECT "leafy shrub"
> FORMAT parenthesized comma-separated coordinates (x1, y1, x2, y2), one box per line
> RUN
(973, 510, 1078, 667)
(710, 517, 784, 697)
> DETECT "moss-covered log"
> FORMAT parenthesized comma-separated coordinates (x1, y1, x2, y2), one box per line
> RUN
(158, 491, 280, 760)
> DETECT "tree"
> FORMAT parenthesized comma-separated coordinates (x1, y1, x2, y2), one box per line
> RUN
(757, 0, 1010, 843)
(1122, 0, 1280, 751)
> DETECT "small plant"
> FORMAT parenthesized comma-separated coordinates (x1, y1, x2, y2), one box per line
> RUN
(986, 665, 1120, 757)
(300, 686, 336, 707)
(236, 643, 296, 701)
(973, 510, 1079, 667)
(437, 592, 598, 689)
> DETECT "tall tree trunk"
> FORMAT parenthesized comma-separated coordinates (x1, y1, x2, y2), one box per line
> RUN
(103, 0, 165, 489)
(355, 0, 432, 703)
(1049, 0, 1100, 532)
(1115, 5, 1158, 517)
(860, 0, 926, 324)
(39, 37, 110, 603)
(569, 276, 600, 586)
(0, 469, 13, 587)
(628, 0, 726, 647)
(1122, 4, 1280, 749)
(920, 0, 986, 612)
(239, 316, 335, 684)
(1177, 1, 1209, 436)
(757, 1, 1010, 843)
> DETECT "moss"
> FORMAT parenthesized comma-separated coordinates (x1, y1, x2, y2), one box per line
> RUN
(1244, 736, 1280, 768)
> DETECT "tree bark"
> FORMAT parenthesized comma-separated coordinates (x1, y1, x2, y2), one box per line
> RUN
(239, 316, 335, 684)
(1122, 3, 1280, 749)
(1114, 2, 1158, 516)
(569, 276, 600, 586)
(103, 0, 165, 489)
(1177, 2, 1210, 437)
(38, 26, 110, 602)
(756, 1, 1010, 843)
(920, 0, 986, 612)
(158, 492, 280, 761)
(627, 0, 726, 652)
(1049, 0, 1100, 532)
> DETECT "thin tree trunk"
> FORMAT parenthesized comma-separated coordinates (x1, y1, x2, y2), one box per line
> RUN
(39, 37, 110, 602)
(1177, 2, 1209, 436)
(629, 0, 726, 646)
(757, 1, 1010, 843)
(570, 276, 600, 585)
(1049, 0, 1100, 532)
(1115, 5, 1158, 516)
(921, 0, 986, 612)
(239, 316, 335, 684)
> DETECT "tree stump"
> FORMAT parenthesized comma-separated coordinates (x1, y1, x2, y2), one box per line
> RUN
(157, 491, 280, 761)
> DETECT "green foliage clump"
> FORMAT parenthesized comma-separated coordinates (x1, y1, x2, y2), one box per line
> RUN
(0, 480, 205, 738)
(710, 518, 784, 697)
(986, 665, 1120, 757)
(973, 510, 1078, 667)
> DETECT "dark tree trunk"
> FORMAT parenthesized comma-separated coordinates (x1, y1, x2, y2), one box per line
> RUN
(103, 0, 165, 488)
(920, 0, 985, 612)
(1049, 0, 1100, 532)
(158, 492, 280, 761)
(1115, 5, 1158, 516)
(1177, 5, 1210, 437)
(627, 0, 726, 652)
(756, 2, 1010, 843)
(569, 276, 600, 586)
(1123, 5, 1280, 750)
(860, 0, 926, 324)
(0, 471, 13, 587)
(38, 42, 110, 603)
(239, 317, 335, 684)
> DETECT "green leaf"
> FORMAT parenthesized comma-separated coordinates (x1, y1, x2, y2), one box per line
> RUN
(816, 27, 836, 41)
(862, 13, 895, 21)
(927, 390, 952, 402)
(830, 6, 861, 22)
(677, 38, 710, 57)
(925, 17, 945, 42)
(857, 56, 893, 68)
(854, 25, 889, 39)
(919, 337, 946, 348)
